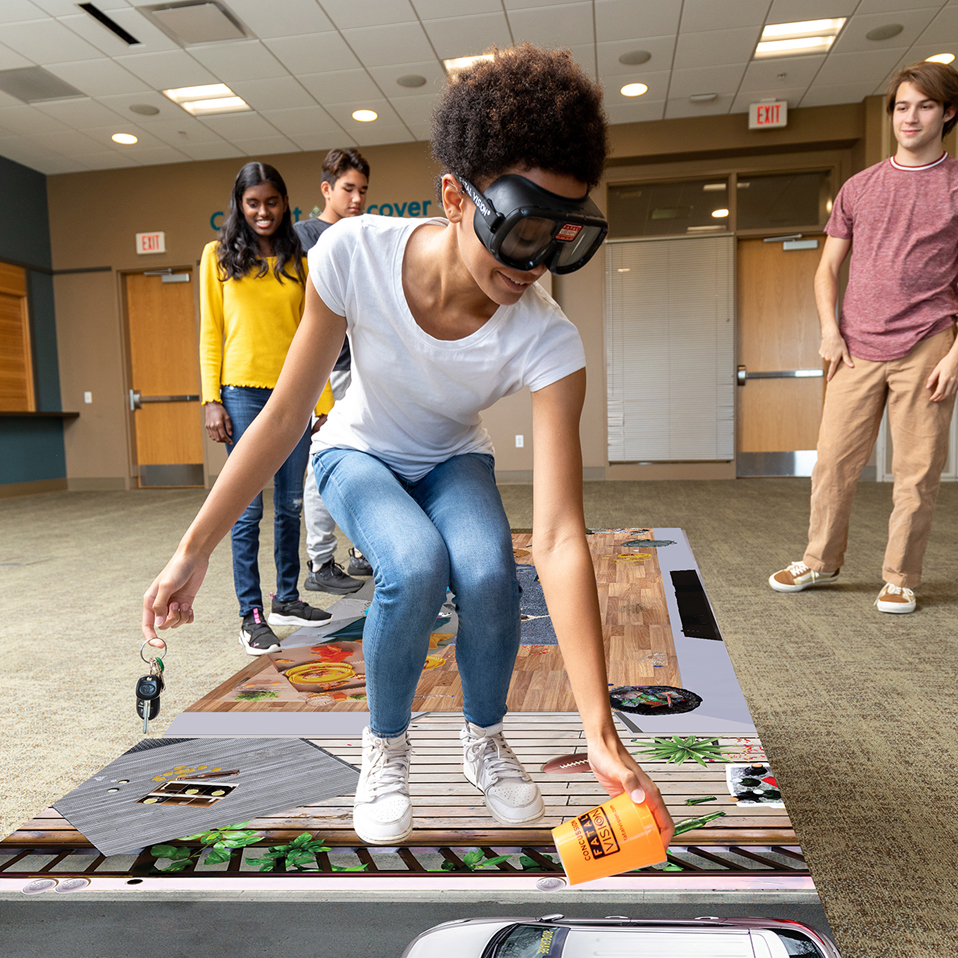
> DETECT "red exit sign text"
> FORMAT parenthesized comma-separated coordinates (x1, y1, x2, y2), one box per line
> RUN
(136, 231, 166, 254)
(749, 100, 788, 130)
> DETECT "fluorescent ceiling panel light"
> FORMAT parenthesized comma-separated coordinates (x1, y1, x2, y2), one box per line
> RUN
(163, 83, 250, 114)
(755, 18, 845, 59)
(927, 53, 955, 64)
(144, 1, 246, 45)
(443, 54, 494, 75)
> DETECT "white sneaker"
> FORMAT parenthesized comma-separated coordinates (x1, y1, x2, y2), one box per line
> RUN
(353, 727, 413, 844)
(461, 721, 544, 826)
(875, 583, 916, 614)
(769, 560, 839, 592)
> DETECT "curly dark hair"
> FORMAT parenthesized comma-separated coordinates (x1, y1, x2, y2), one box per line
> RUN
(430, 44, 608, 191)
(217, 162, 305, 285)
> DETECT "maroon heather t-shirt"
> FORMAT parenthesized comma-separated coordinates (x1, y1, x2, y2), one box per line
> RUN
(826, 152, 958, 361)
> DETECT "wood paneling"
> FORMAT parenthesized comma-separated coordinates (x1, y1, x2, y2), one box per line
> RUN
(0, 263, 34, 412)
(134, 402, 204, 465)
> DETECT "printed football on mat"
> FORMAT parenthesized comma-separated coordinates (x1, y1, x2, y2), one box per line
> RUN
(541, 753, 591, 774)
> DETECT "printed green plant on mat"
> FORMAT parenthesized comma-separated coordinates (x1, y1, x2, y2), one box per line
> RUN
(636, 736, 729, 767)
(235, 690, 278, 701)
(150, 822, 263, 872)
(438, 850, 514, 871)
(246, 832, 367, 873)
(673, 811, 727, 834)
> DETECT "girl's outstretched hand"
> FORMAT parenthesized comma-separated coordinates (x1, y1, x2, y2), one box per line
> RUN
(587, 733, 675, 846)
(142, 550, 208, 645)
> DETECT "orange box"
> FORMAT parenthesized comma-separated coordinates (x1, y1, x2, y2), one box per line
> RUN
(551, 792, 666, 885)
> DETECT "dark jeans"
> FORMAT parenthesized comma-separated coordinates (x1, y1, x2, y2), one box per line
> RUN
(220, 385, 311, 616)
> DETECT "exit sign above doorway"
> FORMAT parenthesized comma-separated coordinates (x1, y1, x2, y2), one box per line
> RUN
(749, 100, 788, 130)
(136, 231, 166, 254)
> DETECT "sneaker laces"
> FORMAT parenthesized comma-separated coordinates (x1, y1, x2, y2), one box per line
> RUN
(786, 561, 811, 576)
(362, 738, 410, 799)
(877, 583, 915, 604)
(464, 732, 529, 785)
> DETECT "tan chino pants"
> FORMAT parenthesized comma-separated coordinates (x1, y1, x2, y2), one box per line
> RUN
(803, 325, 957, 589)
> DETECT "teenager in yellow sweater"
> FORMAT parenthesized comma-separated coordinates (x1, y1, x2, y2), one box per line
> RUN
(200, 161, 332, 654)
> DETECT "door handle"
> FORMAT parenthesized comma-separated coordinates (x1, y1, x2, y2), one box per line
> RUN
(130, 390, 200, 410)
(736, 365, 824, 386)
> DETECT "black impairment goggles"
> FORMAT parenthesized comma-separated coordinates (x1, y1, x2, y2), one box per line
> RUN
(457, 173, 608, 275)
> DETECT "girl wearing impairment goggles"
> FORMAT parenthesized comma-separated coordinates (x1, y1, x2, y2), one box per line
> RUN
(143, 44, 673, 850)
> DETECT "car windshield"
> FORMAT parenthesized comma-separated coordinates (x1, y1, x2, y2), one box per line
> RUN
(773, 931, 824, 956)
(492, 925, 568, 958)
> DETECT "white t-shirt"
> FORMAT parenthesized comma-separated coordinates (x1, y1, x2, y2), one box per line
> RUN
(307, 215, 586, 482)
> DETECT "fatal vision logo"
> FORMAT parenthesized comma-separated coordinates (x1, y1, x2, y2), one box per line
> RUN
(579, 804, 620, 859)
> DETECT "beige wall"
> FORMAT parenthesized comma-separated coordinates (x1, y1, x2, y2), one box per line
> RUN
(47, 100, 876, 487)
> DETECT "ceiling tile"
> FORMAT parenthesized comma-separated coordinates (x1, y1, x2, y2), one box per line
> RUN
(891, 43, 958, 76)
(221, 133, 301, 156)
(298, 69, 382, 105)
(2, 17, 105, 63)
(174, 140, 246, 161)
(367, 60, 449, 97)
(605, 98, 666, 124)
(916, 6, 958, 43)
(403, 120, 432, 141)
(34, 96, 131, 127)
(681, 0, 772, 33)
(738, 54, 825, 93)
(767, 0, 857, 21)
(130, 116, 232, 147)
(0, 136, 66, 171)
(121, 145, 194, 166)
(57, 10, 180, 56)
(264, 33, 361, 74)
(73, 150, 143, 169)
(800, 81, 878, 108)
(566, 43, 599, 78)
(731, 86, 809, 112)
(674, 26, 760, 69)
(855, 0, 936, 13)
(34, 154, 89, 174)
(815, 48, 909, 86)
(506, 3, 594, 48)
(229, 75, 317, 111)
(0, 42, 35, 71)
(0, 2, 50, 25)
(197, 111, 283, 140)
(33, 0, 131, 15)
(84, 122, 176, 151)
(594, 0, 683, 45)
(664, 93, 735, 119)
(0, 90, 24, 110)
(412, 0, 502, 18)
(389, 91, 440, 126)
(259, 105, 344, 136)
(350, 122, 414, 146)
(668, 65, 748, 100)
(422, 13, 513, 60)
(322, 0, 418, 30)
(224, 0, 335, 39)
(504, 0, 595, 7)
(114, 49, 219, 87)
(831, 8, 940, 56)
(187, 40, 288, 82)
(0, 105, 69, 133)
(604, 70, 672, 103)
(596, 36, 677, 77)
(45, 58, 152, 97)
(22, 128, 105, 155)
(322, 98, 406, 129)
(341, 22, 436, 67)
(96, 90, 192, 121)
(287, 130, 355, 152)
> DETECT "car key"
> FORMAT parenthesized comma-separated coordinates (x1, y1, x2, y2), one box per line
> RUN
(136, 661, 165, 733)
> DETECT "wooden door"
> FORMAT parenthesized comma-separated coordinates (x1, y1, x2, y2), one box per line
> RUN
(125, 271, 203, 487)
(0, 262, 34, 412)
(736, 237, 824, 476)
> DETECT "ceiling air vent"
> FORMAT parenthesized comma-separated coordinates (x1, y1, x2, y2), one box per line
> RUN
(142, 1, 247, 45)
(0, 67, 85, 103)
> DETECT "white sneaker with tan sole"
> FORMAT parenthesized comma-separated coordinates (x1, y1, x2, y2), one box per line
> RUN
(875, 583, 916, 614)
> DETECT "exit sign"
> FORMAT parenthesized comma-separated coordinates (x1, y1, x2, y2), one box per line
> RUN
(749, 100, 788, 130)
(136, 231, 166, 254)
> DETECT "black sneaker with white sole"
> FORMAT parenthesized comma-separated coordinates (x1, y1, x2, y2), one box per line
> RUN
(304, 558, 363, 594)
(267, 596, 332, 627)
(348, 546, 373, 577)
(239, 608, 281, 655)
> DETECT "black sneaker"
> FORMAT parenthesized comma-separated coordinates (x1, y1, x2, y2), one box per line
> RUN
(304, 558, 364, 595)
(267, 596, 333, 627)
(347, 547, 373, 577)
(239, 609, 281, 655)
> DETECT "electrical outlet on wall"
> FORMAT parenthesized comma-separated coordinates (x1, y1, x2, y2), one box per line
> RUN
(515, 435, 524, 448)
(83, 392, 92, 403)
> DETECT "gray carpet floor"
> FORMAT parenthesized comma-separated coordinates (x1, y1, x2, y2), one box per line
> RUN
(2, 479, 957, 956)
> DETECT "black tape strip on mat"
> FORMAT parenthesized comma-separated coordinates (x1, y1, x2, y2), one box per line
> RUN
(669, 569, 722, 641)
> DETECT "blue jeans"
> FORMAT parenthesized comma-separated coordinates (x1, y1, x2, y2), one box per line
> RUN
(313, 449, 520, 737)
(220, 385, 311, 617)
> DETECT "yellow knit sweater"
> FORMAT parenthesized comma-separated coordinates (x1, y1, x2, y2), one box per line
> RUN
(199, 241, 333, 414)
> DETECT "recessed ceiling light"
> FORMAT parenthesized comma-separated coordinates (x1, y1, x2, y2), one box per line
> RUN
(352, 109, 377, 122)
(129, 103, 160, 116)
(755, 18, 845, 59)
(112, 133, 138, 144)
(927, 53, 955, 64)
(396, 74, 426, 88)
(443, 54, 494, 75)
(711, 208, 729, 218)
(621, 83, 648, 97)
(163, 83, 250, 115)
(865, 24, 903, 42)
(618, 50, 651, 66)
